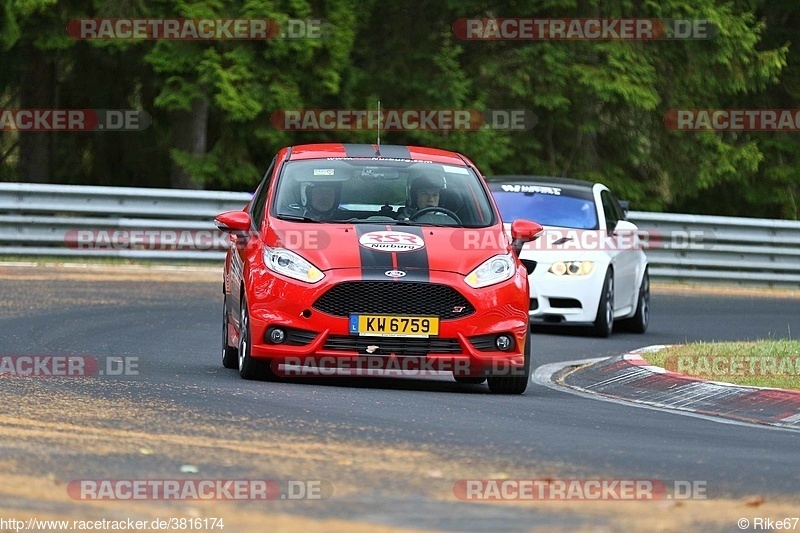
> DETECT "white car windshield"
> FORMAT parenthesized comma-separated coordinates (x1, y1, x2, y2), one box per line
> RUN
(492, 186, 599, 230)
(272, 159, 495, 227)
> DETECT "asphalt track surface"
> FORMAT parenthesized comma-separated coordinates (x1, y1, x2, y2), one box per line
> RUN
(1, 267, 799, 532)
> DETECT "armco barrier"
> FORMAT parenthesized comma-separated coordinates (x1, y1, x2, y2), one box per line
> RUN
(1, 183, 798, 287)
(0, 183, 250, 262)
(629, 211, 800, 287)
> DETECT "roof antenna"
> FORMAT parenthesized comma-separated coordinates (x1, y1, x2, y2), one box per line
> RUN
(375, 100, 381, 156)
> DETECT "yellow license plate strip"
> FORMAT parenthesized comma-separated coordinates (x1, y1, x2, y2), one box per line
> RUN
(349, 315, 439, 337)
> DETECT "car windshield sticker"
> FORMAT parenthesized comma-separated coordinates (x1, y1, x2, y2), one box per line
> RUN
(442, 165, 469, 174)
(325, 157, 434, 163)
(358, 230, 425, 252)
(313, 168, 335, 176)
(501, 184, 561, 195)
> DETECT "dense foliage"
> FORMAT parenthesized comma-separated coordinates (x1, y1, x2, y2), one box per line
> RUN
(1, 0, 798, 218)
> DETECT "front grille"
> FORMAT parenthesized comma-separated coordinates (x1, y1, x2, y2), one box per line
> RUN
(324, 335, 462, 356)
(286, 329, 318, 345)
(468, 334, 496, 351)
(549, 298, 582, 309)
(313, 282, 475, 320)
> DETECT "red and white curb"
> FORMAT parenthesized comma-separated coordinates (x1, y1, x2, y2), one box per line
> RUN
(532, 345, 800, 431)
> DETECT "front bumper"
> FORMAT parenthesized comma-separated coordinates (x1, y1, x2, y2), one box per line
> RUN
(246, 266, 530, 375)
(528, 263, 604, 324)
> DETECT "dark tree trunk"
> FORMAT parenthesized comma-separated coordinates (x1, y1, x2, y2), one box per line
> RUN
(17, 46, 55, 183)
(577, 0, 600, 175)
(169, 97, 209, 189)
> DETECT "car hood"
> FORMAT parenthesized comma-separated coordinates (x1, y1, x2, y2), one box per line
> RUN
(265, 221, 512, 276)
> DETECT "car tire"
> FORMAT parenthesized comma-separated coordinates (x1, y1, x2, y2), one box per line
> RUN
(238, 296, 275, 380)
(618, 268, 649, 334)
(222, 294, 238, 369)
(487, 328, 530, 394)
(592, 269, 614, 338)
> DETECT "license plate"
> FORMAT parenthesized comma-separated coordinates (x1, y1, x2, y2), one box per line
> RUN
(349, 315, 439, 337)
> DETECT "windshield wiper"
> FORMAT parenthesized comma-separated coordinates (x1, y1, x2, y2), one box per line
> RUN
(392, 220, 460, 228)
(340, 218, 384, 224)
(276, 214, 320, 223)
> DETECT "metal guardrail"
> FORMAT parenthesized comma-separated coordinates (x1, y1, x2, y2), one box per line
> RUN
(0, 183, 250, 261)
(627, 211, 800, 286)
(1, 182, 799, 287)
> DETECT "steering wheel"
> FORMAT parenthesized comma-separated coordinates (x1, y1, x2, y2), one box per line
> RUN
(408, 206, 462, 225)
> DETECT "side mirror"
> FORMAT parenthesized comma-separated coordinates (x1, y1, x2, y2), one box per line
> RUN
(608, 219, 639, 250)
(613, 219, 637, 233)
(215, 211, 252, 232)
(618, 200, 630, 219)
(215, 211, 252, 237)
(510, 219, 544, 256)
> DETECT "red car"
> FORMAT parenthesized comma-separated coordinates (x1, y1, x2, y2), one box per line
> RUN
(215, 143, 542, 394)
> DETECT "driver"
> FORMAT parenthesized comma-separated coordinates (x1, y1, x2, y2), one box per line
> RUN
(301, 181, 344, 220)
(397, 175, 445, 220)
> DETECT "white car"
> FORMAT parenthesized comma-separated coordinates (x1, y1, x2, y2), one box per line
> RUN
(489, 177, 649, 337)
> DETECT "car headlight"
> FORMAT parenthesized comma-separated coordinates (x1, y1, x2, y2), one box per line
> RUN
(264, 248, 324, 283)
(548, 260, 594, 276)
(465, 253, 516, 288)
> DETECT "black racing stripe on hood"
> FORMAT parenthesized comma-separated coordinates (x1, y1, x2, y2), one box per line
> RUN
(355, 225, 430, 282)
(393, 226, 429, 282)
(355, 225, 395, 277)
(342, 144, 411, 159)
(359, 268, 430, 282)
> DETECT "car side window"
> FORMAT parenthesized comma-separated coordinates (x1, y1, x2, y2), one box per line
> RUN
(249, 158, 276, 232)
(600, 190, 619, 230)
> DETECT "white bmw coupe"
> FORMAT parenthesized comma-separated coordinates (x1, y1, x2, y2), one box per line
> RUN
(490, 176, 649, 337)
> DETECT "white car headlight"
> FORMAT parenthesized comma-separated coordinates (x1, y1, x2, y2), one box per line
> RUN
(548, 260, 594, 276)
(465, 253, 515, 288)
(264, 248, 324, 283)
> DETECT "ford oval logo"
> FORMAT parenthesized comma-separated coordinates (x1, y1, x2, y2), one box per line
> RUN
(385, 270, 406, 278)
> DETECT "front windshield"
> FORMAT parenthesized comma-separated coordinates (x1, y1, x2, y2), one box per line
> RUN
(492, 185, 599, 230)
(271, 159, 496, 228)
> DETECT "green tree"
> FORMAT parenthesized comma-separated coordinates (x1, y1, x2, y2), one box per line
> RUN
(0, 0, 796, 221)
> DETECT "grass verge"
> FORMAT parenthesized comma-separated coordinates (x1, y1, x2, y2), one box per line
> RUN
(642, 340, 800, 391)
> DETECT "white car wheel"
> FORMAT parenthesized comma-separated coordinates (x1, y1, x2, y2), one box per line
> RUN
(619, 268, 649, 333)
(592, 270, 614, 337)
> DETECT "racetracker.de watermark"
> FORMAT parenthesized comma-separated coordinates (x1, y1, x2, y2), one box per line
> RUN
(65, 229, 228, 251)
(0, 109, 150, 132)
(452, 18, 717, 40)
(665, 109, 800, 131)
(273, 356, 526, 378)
(270, 109, 537, 131)
(457, 228, 715, 252)
(670, 355, 800, 377)
(454, 479, 708, 500)
(0, 356, 138, 377)
(67, 18, 328, 40)
(222, 227, 715, 253)
(453, 229, 651, 252)
(69, 227, 716, 254)
(68, 479, 333, 500)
